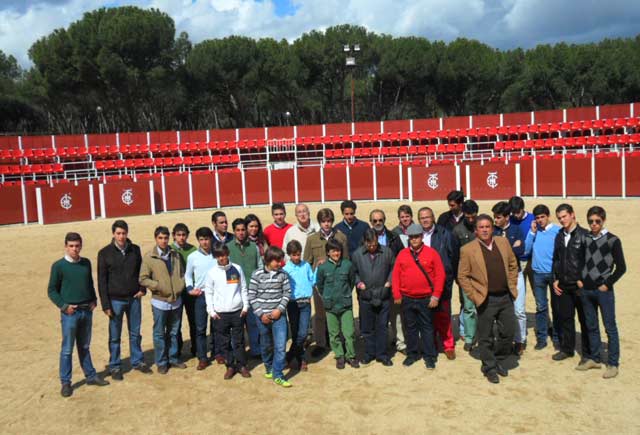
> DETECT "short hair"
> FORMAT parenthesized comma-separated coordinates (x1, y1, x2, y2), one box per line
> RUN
(271, 202, 286, 214)
(211, 211, 226, 224)
(587, 206, 606, 221)
(195, 227, 214, 239)
(64, 232, 82, 245)
(111, 220, 128, 233)
(317, 208, 335, 223)
(369, 209, 385, 222)
(509, 196, 525, 212)
(325, 239, 343, 254)
(417, 206, 434, 217)
(555, 203, 574, 215)
(340, 200, 357, 213)
(447, 190, 465, 204)
(212, 243, 230, 258)
(154, 226, 170, 238)
(286, 240, 302, 255)
(264, 246, 284, 263)
(475, 214, 494, 228)
(172, 223, 189, 236)
(461, 200, 479, 215)
(532, 204, 550, 217)
(491, 201, 511, 217)
(397, 204, 413, 217)
(362, 228, 378, 245)
(232, 218, 246, 230)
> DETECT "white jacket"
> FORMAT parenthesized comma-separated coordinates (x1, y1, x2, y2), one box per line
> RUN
(204, 262, 248, 316)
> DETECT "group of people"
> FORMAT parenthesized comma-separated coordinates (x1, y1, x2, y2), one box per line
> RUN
(48, 194, 626, 396)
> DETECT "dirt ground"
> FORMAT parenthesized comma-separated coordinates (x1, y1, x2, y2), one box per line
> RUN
(0, 198, 639, 434)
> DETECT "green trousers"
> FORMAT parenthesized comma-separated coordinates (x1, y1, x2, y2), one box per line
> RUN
(462, 293, 477, 344)
(326, 309, 356, 359)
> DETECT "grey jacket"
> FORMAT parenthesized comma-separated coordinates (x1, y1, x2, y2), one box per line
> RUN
(351, 245, 395, 304)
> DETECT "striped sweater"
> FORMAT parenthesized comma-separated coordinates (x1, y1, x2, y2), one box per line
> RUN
(248, 267, 291, 317)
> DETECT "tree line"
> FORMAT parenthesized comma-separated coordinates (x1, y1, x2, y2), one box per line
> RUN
(1, 6, 639, 135)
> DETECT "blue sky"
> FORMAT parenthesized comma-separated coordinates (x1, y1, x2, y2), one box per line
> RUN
(2, 0, 639, 67)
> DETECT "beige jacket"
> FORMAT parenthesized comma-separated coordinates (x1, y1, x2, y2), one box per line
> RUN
(139, 247, 185, 303)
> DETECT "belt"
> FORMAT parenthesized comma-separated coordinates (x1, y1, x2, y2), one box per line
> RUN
(75, 303, 93, 311)
(488, 291, 510, 297)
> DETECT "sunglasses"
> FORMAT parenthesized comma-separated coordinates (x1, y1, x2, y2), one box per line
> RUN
(371, 219, 384, 223)
(588, 219, 602, 225)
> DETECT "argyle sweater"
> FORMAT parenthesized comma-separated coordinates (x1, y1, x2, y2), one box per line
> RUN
(582, 231, 626, 290)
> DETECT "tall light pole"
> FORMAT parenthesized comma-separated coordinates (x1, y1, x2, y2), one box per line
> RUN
(344, 43, 360, 123)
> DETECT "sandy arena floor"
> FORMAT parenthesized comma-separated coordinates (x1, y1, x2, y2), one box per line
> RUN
(0, 199, 638, 434)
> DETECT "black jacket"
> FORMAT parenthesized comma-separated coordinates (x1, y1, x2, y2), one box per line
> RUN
(382, 227, 404, 257)
(437, 211, 463, 232)
(351, 245, 395, 304)
(428, 225, 459, 300)
(553, 225, 588, 287)
(98, 239, 144, 310)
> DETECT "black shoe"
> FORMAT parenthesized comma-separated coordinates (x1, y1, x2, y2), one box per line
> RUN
(425, 359, 436, 370)
(111, 370, 123, 381)
(463, 343, 473, 352)
(402, 357, 417, 367)
(496, 364, 508, 377)
(552, 351, 574, 361)
(336, 357, 345, 370)
(60, 383, 73, 398)
(311, 347, 326, 358)
(377, 358, 393, 367)
(170, 362, 187, 369)
(134, 363, 152, 374)
(485, 371, 500, 384)
(347, 358, 360, 369)
(87, 376, 110, 386)
(157, 365, 169, 374)
(534, 341, 547, 351)
(361, 355, 374, 365)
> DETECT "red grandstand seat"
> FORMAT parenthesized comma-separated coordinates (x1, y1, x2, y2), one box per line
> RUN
(1, 149, 12, 160)
(173, 157, 183, 166)
(115, 160, 125, 170)
(495, 142, 505, 151)
(163, 157, 174, 166)
(325, 149, 335, 158)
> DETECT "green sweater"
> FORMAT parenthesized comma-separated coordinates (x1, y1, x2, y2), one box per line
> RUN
(173, 242, 197, 267)
(47, 258, 97, 311)
(316, 258, 356, 314)
(227, 239, 262, 283)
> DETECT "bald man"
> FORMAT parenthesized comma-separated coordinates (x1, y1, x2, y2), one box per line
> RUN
(283, 203, 320, 260)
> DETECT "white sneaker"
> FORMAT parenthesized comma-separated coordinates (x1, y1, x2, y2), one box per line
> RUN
(603, 365, 619, 379)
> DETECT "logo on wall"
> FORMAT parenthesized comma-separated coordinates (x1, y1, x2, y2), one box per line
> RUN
(487, 172, 499, 189)
(60, 193, 73, 210)
(427, 173, 439, 190)
(121, 189, 134, 206)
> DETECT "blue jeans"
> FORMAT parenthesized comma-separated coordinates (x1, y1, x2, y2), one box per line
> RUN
(108, 297, 143, 370)
(152, 305, 182, 367)
(256, 314, 288, 379)
(60, 309, 97, 384)
(579, 288, 619, 366)
(532, 272, 561, 344)
(194, 294, 209, 361)
(287, 301, 311, 362)
(514, 270, 527, 344)
(245, 310, 262, 356)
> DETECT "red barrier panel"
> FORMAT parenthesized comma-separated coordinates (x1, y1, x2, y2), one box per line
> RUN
(297, 167, 322, 202)
(56, 135, 85, 148)
(565, 155, 591, 196)
(244, 168, 269, 205)
(349, 165, 374, 200)
(536, 156, 563, 196)
(326, 123, 351, 136)
(191, 172, 217, 208)
(402, 165, 410, 200)
(164, 173, 190, 211)
(324, 165, 348, 201)
(218, 169, 243, 206)
(0, 136, 19, 150)
(519, 159, 534, 197)
(413, 118, 439, 131)
(595, 154, 622, 196)
(567, 107, 597, 122)
(625, 154, 640, 196)
(634, 103, 640, 118)
(181, 130, 208, 143)
(88, 133, 118, 147)
(210, 129, 237, 142)
(443, 116, 469, 130)
(411, 165, 456, 200)
(22, 135, 52, 149)
(103, 180, 152, 218)
(503, 111, 531, 126)
(384, 120, 411, 133)
(467, 161, 516, 200)
(150, 131, 176, 144)
(120, 132, 147, 146)
(599, 104, 630, 120)
(297, 125, 324, 138)
(0, 185, 24, 224)
(534, 109, 563, 124)
(354, 122, 380, 134)
(25, 184, 38, 222)
(376, 164, 400, 199)
(41, 183, 92, 224)
(268, 127, 294, 139)
(270, 169, 295, 204)
(473, 114, 500, 128)
(239, 128, 264, 141)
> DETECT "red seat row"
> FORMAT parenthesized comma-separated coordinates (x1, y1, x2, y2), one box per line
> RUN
(495, 134, 640, 151)
(326, 143, 467, 159)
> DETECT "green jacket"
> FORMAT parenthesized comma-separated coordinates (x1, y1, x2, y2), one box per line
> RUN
(226, 238, 262, 283)
(316, 258, 355, 314)
(173, 242, 197, 269)
(139, 247, 185, 303)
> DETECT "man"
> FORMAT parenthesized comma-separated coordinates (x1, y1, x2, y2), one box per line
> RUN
(392, 224, 445, 370)
(392, 204, 414, 247)
(418, 207, 459, 360)
(551, 204, 592, 367)
(263, 202, 293, 248)
(283, 203, 319, 259)
(184, 227, 217, 370)
(98, 220, 150, 381)
(227, 218, 263, 358)
(139, 226, 186, 374)
(524, 204, 562, 350)
(48, 232, 109, 398)
(509, 196, 536, 314)
(458, 215, 519, 384)
(335, 200, 369, 255)
(492, 201, 527, 355)
(578, 206, 626, 379)
(369, 209, 404, 256)
(212, 211, 234, 244)
(303, 208, 349, 351)
(437, 190, 465, 231)
(172, 223, 197, 357)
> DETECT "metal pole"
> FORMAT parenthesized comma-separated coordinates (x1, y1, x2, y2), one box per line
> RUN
(351, 71, 355, 123)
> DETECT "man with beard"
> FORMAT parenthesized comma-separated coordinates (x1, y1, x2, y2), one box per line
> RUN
(369, 209, 404, 256)
(437, 190, 465, 231)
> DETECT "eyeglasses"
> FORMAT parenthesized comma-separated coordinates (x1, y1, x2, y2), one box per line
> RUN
(371, 219, 384, 223)
(588, 219, 602, 225)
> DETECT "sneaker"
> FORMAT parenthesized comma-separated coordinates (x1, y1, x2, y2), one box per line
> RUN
(157, 365, 169, 375)
(336, 357, 346, 370)
(444, 349, 456, 360)
(87, 376, 110, 387)
(402, 357, 417, 367)
(575, 359, 602, 371)
(239, 367, 252, 378)
(552, 351, 574, 361)
(274, 378, 292, 388)
(264, 371, 273, 379)
(60, 383, 73, 398)
(134, 363, 152, 374)
(424, 359, 436, 370)
(485, 371, 500, 384)
(111, 370, 123, 381)
(534, 341, 547, 351)
(170, 362, 187, 369)
(603, 365, 619, 379)
(347, 358, 360, 369)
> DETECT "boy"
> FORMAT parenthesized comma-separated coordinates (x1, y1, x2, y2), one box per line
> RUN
(316, 239, 359, 369)
(248, 246, 292, 388)
(283, 240, 316, 371)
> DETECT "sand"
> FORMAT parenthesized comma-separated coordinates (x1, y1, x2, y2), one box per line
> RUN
(0, 199, 639, 434)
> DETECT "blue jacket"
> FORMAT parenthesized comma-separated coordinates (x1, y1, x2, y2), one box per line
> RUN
(524, 223, 560, 274)
(335, 218, 369, 255)
(427, 225, 459, 301)
(510, 212, 535, 260)
(283, 260, 316, 300)
(494, 224, 526, 267)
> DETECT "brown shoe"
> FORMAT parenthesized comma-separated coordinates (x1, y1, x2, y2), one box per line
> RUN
(224, 367, 236, 380)
(444, 349, 456, 360)
(239, 367, 252, 378)
(514, 343, 526, 356)
(197, 359, 210, 371)
(300, 361, 308, 372)
(215, 355, 226, 365)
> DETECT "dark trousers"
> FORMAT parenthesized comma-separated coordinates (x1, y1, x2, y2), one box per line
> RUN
(402, 296, 437, 362)
(215, 310, 247, 368)
(182, 292, 198, 356)
(193, 294, 210, 361)
(557, 284, 591, 359)
(286, 301, 311, 363)
(360, 299, 390, 360)
(476, 293, 516, 375)
(579, 288, 618, 365)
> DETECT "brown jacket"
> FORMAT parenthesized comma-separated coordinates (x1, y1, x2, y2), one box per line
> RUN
(139, 247, 185, 303)
(303, 230, 349, 269)
(458, 237, 518, 306)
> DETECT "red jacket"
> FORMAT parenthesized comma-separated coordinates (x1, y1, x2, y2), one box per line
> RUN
(263, 223, 292, 249)
(392, 245, 446, 300)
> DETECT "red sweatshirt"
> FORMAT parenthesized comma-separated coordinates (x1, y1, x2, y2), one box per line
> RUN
(392, 245, 446, 300)
(263, 223, 293, 249)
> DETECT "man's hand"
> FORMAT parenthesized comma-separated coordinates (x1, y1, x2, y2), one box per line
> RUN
(428, 298, 439, 309)
(530, 221, 538, 234)
(317, 259, 326, 266)
(384, 281, 391, 288)
(104, 309, 113, 318)
(598, 284, 608, 292)
(211, 312, 221, 320)
(553, 280, 563, 296)
(356, 282, 366, 290)
(513, 240, 522, 248)
(89, 302, 96, 311)
(270, 309, 281, 320)
(394, 298, 402, 305)
(261, 314, 272, 325)
(64, 305, 77, 315)
(576, 280, 584, 289)
(240, 310, 247, 318)
(133, 291, 145, 298)
(189, 288, 203, 297)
